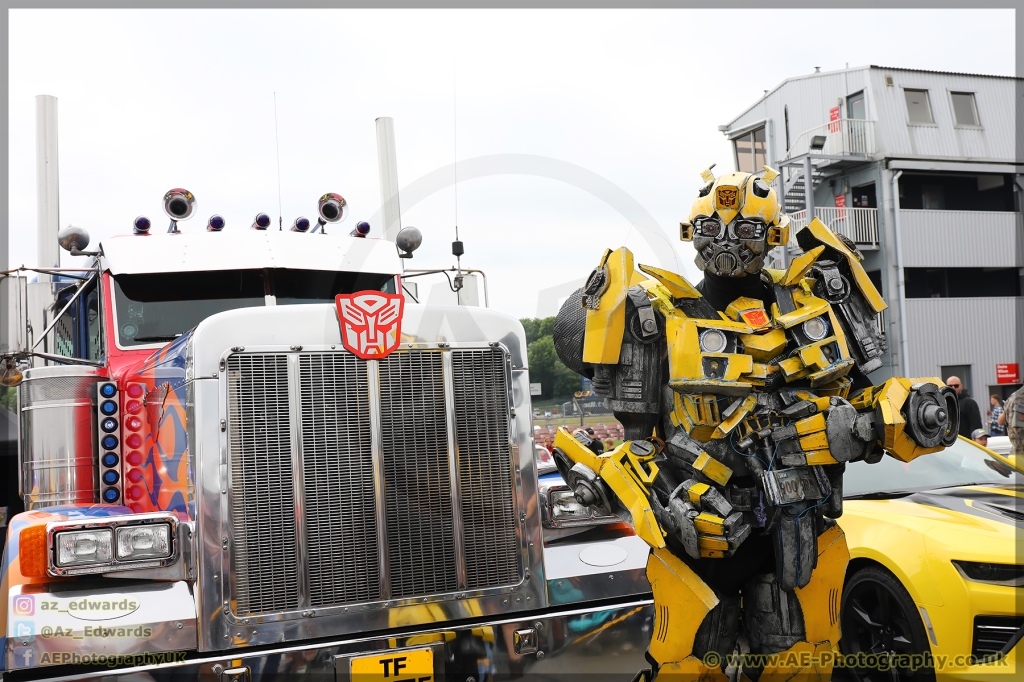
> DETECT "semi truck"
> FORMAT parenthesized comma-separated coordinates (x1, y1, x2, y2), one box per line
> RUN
(1, 109, 654, 681)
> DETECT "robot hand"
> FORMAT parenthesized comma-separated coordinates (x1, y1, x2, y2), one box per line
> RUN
(849, 378, 960, 462)
(551, 428, 667, 550)
(651, 479, 751, 560)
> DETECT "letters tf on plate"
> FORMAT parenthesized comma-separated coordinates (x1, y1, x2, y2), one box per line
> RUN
(349, 647, 433, 682)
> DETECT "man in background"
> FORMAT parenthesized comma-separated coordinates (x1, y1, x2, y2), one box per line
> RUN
(987, 395, 1006, 436)
(946, 376, 982, 438)
(999, 385, 1024, 454)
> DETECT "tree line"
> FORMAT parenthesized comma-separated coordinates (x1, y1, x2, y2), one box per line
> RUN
(520, 316, 581, 401)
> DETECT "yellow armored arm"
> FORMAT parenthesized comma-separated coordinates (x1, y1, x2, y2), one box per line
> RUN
(553, 428, 664, 548)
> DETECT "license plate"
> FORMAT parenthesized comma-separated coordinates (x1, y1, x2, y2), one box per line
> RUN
(349, 647, 434, 682)
(763, 467, 826, 505)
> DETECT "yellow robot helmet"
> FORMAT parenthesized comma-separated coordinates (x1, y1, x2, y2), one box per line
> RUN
(688, 166, 782, 228)
(681, 165, 791, 276)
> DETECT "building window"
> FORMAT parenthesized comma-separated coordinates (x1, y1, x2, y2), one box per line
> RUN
(852, 183, 877, 208)
(734, 127, 766, 173)
(904, 89, 933, 124)
(897, 173, 1014, 211)
(905, 267, 1021, 298)
(950, 92, 979, 126)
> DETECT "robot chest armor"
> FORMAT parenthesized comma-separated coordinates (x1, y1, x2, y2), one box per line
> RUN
(663, 292, 855, 438)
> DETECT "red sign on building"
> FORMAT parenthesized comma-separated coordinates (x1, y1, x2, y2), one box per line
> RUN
(835, 192, 847, 220)
(829, 106, 841, 133)
(996, 363, 1020, 384)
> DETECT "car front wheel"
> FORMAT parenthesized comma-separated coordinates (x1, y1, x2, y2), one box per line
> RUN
(839, 566, 935, 682)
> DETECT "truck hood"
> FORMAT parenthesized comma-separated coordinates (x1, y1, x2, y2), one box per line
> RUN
(186, 302, 528, 376)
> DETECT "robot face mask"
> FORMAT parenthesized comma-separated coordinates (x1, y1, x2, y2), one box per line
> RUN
(682, 166, 789, 277)
(692, 215, 770, 277)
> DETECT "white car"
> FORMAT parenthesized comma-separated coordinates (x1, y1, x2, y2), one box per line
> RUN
(986, 435, 1012, 455)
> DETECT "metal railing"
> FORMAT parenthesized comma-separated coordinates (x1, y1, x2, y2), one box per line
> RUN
(787, 207, 879, 247)
(785, 118, 875, 159)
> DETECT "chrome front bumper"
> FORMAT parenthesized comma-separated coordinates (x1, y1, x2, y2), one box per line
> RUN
(4, 599, 654, 681)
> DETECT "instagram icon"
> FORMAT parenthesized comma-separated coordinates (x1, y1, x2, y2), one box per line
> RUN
(13, 595, 34, 616)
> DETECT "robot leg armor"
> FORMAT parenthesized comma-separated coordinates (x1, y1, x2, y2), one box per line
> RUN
(645, 547, 732, 681)
(743, 524, 849, 682)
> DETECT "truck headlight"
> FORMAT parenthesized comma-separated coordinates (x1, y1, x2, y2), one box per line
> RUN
(117, 524, 171, 561)
(33, 512, 179, 576)
(56, 529, 114, 567)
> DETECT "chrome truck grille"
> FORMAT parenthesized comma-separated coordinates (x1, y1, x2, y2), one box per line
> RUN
(226, 347, 521, 617)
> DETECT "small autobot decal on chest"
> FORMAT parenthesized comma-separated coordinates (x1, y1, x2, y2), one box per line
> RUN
(335, 291, 404, 359)
(740, 308, 770, 330)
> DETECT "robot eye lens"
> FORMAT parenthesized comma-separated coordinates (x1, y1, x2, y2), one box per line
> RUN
(699, 220, 720, 236)
(735, 222, 764, 239)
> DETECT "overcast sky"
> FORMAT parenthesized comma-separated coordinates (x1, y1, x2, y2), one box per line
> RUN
(8, 8, 1015, 318)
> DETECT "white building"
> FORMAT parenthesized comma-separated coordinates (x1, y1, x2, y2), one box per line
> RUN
(720, 65, 1023, 404)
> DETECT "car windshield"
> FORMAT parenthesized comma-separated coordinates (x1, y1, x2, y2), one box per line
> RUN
(112, 269, 396, 347)
(844, 437, 1022, 498)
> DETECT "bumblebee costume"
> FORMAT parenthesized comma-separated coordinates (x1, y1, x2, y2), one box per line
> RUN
(551, 166, 960, 681)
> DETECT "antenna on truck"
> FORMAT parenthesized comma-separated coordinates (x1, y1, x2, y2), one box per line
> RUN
(274, 92, 283, 231)
(451, 54, 465, 301)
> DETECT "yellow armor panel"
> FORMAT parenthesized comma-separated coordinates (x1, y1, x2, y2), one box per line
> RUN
(583, 247, 634, 364)
(638, 263, 702, 299)
(801, 218, 887, 314)
(646, 547, 723, 677)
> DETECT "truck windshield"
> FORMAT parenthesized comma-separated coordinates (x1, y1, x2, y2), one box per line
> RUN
(112, 269, 397, 347)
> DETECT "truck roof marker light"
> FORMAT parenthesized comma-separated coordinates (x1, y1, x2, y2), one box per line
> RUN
(127, 485, 145, 501)
(291, 216, 310, 232)
(125, 400, 142, 414)
(126, 451, 143, 467)
(126, 416, 142, 431)
(313, 192, 347, 234)
(163, 188, 196, 233)
(396, 226, 423, 259)
(126, 433, 143, 449)
(133, 216, 151, 235)
(104, 488, 121, 503)
(126, 384, 144, 398)
(350, 220, 370, 238)
(207, 214, 226, 232)
(252, 213, 271, 230)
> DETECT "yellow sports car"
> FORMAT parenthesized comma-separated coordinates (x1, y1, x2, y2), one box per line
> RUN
(839, 436, 1023, 681)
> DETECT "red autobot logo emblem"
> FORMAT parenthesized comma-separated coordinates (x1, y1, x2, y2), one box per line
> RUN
(335, 292, 404, 359)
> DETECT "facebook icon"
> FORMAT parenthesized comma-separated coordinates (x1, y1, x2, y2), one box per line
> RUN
(13, 646, 34, 668)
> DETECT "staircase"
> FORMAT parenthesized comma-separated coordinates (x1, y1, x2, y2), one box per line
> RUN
(782, 163, 828, 214)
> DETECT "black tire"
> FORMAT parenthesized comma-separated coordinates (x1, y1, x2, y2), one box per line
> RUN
(839, 566, 936, 682)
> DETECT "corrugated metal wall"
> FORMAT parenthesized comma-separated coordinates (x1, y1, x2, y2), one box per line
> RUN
(726, 67, 1020, 165)
(726, 68, 872, 167)
(901, 210, 1024, 267)
(906, 297, 1023, 400)
(725, 67, 1023, 401)
(869, 68, 1019, 161)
